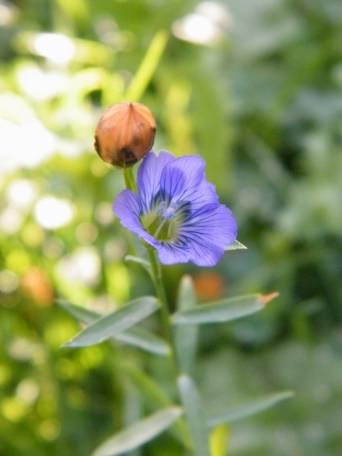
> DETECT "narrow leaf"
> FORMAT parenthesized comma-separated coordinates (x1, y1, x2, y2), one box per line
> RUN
(122, 363, 191, 448)
(57, 298, 99, 324)
(177, 374, 210, 456)
(225, 240, 247, 251)
(208, 391, 294, 428)
(126, 30, 168, 101)
(58, 298, 168, 355)
(115, 327, 169, 356)
(173, 293, 278, 326)
(175, 276, 198, 373)
(92, 406, 183, 456)
(64, 296, 159, 348)
(124, 255, 151, 274)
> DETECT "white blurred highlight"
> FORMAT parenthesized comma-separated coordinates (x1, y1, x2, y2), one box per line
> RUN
(0, 206, 23, 234)
(56, 247, 101, 286)
(34, 197, 74, 230)
(172, 1, 233, 46)
(0, 1, 18, 26)
(16, 379, 39, 405)
(32, 33, 75, 65)
(17, 66, 68, 101)
(6, 179, 38, 209)
(0, 118, 56, 173)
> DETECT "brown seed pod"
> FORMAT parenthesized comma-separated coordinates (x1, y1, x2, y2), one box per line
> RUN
(94, 102, 156, 167)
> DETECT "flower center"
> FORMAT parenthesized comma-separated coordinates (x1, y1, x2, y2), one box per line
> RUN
(141, 199, 189, 243)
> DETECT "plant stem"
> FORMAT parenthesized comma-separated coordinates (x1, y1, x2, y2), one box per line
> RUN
(147, 247, 178, 370)
(123, 167, 137, 192)
(122, 167, 138, 256)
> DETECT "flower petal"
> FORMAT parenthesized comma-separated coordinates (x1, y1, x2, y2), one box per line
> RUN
(160, 155, 204, 200)
(156, 242, 191, 265)
(160, 155, 218, 210)
(187, 239, 224, 267)
(137, 151, 175, 212)
(113, 189, 157, 247)
(177, 203, 237, 266)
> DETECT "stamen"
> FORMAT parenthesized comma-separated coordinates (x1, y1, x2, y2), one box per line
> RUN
(141, 196, 189, 243)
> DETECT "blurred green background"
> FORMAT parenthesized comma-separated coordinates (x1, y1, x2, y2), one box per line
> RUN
(0, 0, 341, 455)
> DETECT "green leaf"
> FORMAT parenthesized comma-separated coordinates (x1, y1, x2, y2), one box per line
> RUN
(64, 296, 159, 348)
(173, 293, 279, 326)
(57, 298, 98, 324)
(92, 406, 183, 456)
(225, 240, 247, 251)
(115, 327, 169, 356)
(122, 363, 191, 448)
(174, 276, 198, 373)
(177, 374, 210, 456)
(58, 298, 169, 355)
(208, 391, 294, 428)
(126, 30, 168, 101)
(124, 255, 151, 274)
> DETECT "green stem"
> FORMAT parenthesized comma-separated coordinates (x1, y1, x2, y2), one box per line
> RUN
(147, 247, 192, 450)
(147, 247, 178, 370)
(122, 167, 138, 256)
(123, 167, 137, 192)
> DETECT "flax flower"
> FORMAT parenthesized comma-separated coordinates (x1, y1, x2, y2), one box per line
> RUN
(113, 151, 237, 266)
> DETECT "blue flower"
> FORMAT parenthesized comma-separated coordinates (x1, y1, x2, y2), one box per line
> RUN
(113, 151, 237, 266)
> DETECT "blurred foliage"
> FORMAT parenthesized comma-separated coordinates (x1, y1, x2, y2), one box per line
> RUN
(0, 0, 341, 454)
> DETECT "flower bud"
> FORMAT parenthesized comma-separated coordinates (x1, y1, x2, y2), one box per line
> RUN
(94, 102, 156, 167)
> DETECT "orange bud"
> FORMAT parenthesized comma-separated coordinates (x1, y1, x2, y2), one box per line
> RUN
(94, 102, 156, 167)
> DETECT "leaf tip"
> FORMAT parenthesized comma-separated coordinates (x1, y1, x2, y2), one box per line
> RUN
(259, 291, 279, 306)
(63, 340, 76, 349)
(282, 390, 295, 399)
(63, 337, 87, 349)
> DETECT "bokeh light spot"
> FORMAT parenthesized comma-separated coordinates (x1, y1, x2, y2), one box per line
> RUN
(34, 196, 74, 230)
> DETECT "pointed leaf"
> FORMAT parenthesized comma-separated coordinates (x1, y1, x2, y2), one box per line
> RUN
(122, 363, 191, 447)
(175, 276, 198, 373)
(126, 30, 168, 101)
(208, 391, 294, 428)
(124, 255, 151, 275)
(64, 296, 159, 348)
(57, 298, 98, 323)
(58, 298, 169, 356)
(116, 327, 169, 356)
(173, 293, 279, 326)
(92, 406, 183, 456)
(177, 374, 210, 456)
(225, 240, 247, 251)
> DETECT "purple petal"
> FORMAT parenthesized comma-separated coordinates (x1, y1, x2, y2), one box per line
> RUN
(156, 243, 192, 265)
(113, 190, 157, 247)
(160, 155, 204, 200)
(160, 155, 218, 210)
(177, 203, 238, 266)
(187, 239, 224, 267)
(137, 151, 175, 212)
